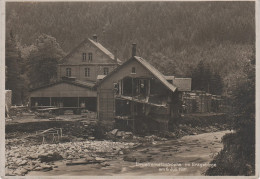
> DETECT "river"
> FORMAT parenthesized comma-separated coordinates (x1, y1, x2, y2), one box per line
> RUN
(27, 130, 231, 176)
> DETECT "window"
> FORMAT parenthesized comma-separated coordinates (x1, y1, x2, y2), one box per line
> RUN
(114, 83, 119, 94)
(82, 53, 86, 61)
(85, 68, 90, 77)
(88, 53, 92, 62)
(104, 67, 109, 75)
(66, 68, 71, 77)
(131, 67, 136, 74)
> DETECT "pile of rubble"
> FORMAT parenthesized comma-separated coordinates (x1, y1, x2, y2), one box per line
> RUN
(6, 106, 33, 121)
(5, 140, 136, 176)
(106, 129, 171, 143)
(106, 129, 134, 140)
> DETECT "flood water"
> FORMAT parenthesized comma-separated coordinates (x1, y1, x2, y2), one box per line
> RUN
(28, 130, 231, 176)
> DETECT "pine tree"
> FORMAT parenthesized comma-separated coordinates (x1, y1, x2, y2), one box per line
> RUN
(192, 61, 223, 95)
(5, 30, 22, 105)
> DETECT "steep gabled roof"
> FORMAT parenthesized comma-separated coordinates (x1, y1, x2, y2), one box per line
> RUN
(96, 56, 177, 93)
(60, 38, 121, 64)
(88, 38, 122, 64)
(134, 56, 177, 93)
(29, 79, 95, 92)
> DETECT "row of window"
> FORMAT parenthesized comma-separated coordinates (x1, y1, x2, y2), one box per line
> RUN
(82, 53, 92, 62)
(66, 67, 109, 77)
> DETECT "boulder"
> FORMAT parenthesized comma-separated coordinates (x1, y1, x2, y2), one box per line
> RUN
(24, 165, 35, 171)
(34, 166, 43, 171)
(101, 162, 110, 167)
(28, 154, 38, 159)
(14, 153, 21, 158)
(121, 148, 131, 155)
(95, 157, 106, 161)
(110, 129, 119, 135)
(13, 168, 28, 176)
(40, 164, 53, 171)
(18, 160, 27, 166)
(125, 132, 133, 136)
(123, 132, 133, 139)
(39, 152, 63, 162)
(67, 155, 74, 159)
(123, 155, 136, 162)
(21, 168, 28, 175)
(116, 131, 123, 137)
(84, 156, 95, 162)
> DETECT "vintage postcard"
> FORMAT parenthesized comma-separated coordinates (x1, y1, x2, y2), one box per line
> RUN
(0, 0, 259, 178)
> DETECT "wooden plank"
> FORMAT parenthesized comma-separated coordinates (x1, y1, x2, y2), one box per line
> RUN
(37, 108, 59, 111)
(66, 161, 101, 166)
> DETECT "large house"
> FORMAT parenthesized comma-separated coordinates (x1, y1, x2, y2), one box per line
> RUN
(29, 35, 121, 111)
(57, 35, 121, 82)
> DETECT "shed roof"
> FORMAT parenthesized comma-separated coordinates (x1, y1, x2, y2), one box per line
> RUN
(165, 76, 192, 92)
(96, 56, 177, 93)
(60, 38, 121, 64)
(29, 79, 95, 92)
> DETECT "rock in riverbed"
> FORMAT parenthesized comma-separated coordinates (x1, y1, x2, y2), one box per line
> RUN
(5, 139, 136, 176)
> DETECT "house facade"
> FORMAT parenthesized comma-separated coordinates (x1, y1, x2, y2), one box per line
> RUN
(57, 35, 121, 82)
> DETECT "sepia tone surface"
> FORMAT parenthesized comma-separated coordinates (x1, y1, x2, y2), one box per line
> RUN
(2, 1, 257, 178)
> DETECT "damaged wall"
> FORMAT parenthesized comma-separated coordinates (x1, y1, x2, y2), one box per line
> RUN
(97, 61, 181, 133)
(98, 60, 154, 89)
(97, 59, 154, 120)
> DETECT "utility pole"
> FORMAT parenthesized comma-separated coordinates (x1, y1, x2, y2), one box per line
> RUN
(132, 76, 135, 133)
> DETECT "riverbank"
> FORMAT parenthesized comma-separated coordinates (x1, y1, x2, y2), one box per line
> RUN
(25, 130, 232, 176)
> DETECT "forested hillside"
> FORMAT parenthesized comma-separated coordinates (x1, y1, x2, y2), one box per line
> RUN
(6, 1, 255, 101)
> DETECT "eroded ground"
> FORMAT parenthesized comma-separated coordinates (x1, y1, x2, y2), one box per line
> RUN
(8, 131, 230, 176)
(5, 109, 231, 176)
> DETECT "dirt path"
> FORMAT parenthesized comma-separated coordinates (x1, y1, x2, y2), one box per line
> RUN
(27, 130, 231, 176)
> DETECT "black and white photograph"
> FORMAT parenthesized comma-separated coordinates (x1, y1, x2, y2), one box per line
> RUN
(1, 1, 258, 177)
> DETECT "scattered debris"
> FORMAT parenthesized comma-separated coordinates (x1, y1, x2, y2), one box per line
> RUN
(123, 155, 136, 162)
(5, 139, 136, 176)
(111, 129, 119, 135)
(5, 105, 231, 176)
(66, 160, 101, 166)
(38, 152, 63, 162)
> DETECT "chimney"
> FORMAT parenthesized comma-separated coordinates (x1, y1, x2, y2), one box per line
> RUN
(114, 50, 118, 62)
(93, 34, 97, 42)
(132, 43, 136, 57)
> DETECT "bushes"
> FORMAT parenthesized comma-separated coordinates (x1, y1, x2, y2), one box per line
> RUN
(205, 50, 255, 176)
(205, 132, 254, 176)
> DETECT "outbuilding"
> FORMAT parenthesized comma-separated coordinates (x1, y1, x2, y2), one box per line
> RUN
(29, 77, 96, 112)
(96, 44, 191, 131)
